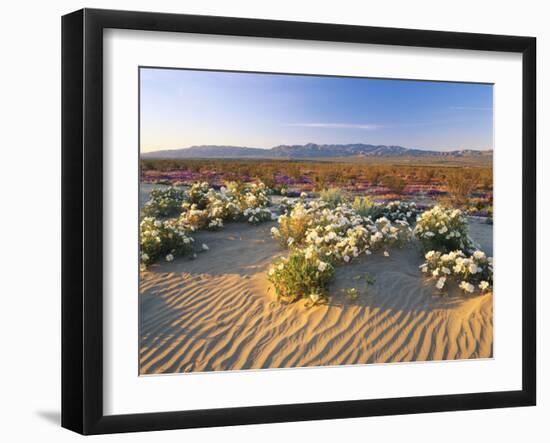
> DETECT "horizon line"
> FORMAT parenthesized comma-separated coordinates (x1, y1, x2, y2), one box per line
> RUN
(141, 142, 494, 153)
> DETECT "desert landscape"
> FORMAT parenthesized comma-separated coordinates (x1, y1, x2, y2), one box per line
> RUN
(138, 68, 493, 375)
(138, 156, 493, 374)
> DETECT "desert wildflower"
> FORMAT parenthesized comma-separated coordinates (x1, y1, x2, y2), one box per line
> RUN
(479, 281, 490, 291)
(459, 281, 475, 293)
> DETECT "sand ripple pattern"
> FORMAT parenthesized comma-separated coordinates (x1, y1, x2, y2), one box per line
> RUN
(139, 222, 493, 374)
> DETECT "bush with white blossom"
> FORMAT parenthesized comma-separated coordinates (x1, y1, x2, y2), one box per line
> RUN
(278, 196, 296, 215)
(419, 249, 493, 294)
(224, 181, 271, 211)
(177, 206, 215, 231)
(186, 181, 211, 208)
(374, 217, 413, 248)
(271, 202, 314, 247)
(352, 198, 419, 225)
(244, 207, 275, 224)
(271, 200, 412, 262)
(414, 205, 474, 252)
(142, 187, 186, 218)
(178, 181, 273, 230)
(140, 217, 194, 266)
(378, 201, 420, 225)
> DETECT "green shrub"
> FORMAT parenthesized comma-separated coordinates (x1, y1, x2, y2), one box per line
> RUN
(319, 187, 345, 208)
(268, 247, 335, 305)
(352, 196, 375, 217)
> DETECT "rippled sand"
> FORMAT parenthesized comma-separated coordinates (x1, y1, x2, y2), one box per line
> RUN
(139, 220, 493, 374)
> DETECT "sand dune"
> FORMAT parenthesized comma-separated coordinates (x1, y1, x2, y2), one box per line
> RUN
(139, 220, 493, 374)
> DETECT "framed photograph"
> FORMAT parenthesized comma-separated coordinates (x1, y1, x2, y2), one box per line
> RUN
(62, 8, 536, 435)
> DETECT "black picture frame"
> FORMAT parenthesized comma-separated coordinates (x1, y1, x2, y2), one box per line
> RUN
(62, 8, 536, 435)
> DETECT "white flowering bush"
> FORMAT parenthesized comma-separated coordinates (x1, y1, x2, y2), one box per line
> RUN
(140, 217, 194, 266)
(374, 217, 413, 248)
(186, 181, 211, 208)
(204, 189, 241, 220)
(278, 197, 296, 215)
(419, 249, 493, 294)
(271, 201, 412, 262)
(271, 202, 314, 247)
(414, 205, 474, 252)
(142, 187, 186, 218)
(267, 247, 335, 305)
(177, 181, 272, 231)
(300, 213, 410, 264)
(379, 201, 420, 225)
(224, 181, 271, 210)
(244, 207, 275, 225)
(177, 206, 212, 231)
(180, 188, 240, 231)
(353, 199, 419, 225)
(305, 222, 370, 262)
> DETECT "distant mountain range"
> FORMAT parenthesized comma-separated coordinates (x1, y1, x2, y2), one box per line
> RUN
(141, 143, 493, 160)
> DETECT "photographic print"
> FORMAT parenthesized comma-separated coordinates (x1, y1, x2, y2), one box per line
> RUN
(138, 67, 494, 375)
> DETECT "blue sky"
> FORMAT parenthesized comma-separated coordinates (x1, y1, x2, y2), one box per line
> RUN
(140, 68, 493, 152)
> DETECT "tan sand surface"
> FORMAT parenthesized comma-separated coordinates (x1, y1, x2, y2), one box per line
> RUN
(139, 220, 493, 374)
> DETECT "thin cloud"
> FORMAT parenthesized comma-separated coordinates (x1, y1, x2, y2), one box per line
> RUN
(450, 106, 492, 111)
(288, 123, 382, 130)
